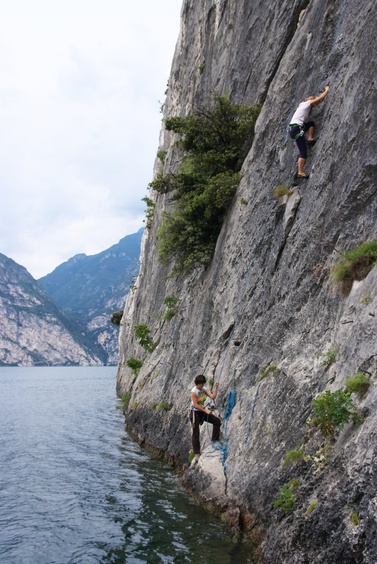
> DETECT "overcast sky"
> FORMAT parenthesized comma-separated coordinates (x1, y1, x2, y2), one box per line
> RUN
(0, 1, 182, 279)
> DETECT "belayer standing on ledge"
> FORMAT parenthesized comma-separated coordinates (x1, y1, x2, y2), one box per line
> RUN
(190, 375, 221, 463)
(289, 85, 330, 179)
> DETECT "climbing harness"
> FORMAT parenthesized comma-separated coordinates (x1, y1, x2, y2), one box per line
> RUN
(289, 124, 305, 140)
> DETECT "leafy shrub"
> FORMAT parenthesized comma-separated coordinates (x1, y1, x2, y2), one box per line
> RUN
(319, 349, 336, 367)
(162, 295, 179, 321)
(157, 149, 167, 164)
(345, 372, 370, 395)
(332, 241, 377, 296)
(120, 391, 132, 408)
(188, 449, 195, 462)
(135, 324, 156, 353)
(142, 196, 156, 229)
(284, 449, 304, 466)
(257, 363, 279, 382)
(273, 479, 300, 514)
(110, 310, 123, 326)
(151, 92, 261, 275)
(311, 390, 361, 436)
(126, 357, 143, 375)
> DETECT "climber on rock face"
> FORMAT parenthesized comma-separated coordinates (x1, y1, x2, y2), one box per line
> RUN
(289, 85, 330, 179)
(190, 374, 221, 463)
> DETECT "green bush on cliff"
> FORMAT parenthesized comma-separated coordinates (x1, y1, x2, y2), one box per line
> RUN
(162, 295, 180, 320)
(142, 196, 156, 230)
(273, 185, 293, 199)
(135, 324, 156, 353)
(332, 241, 377, 296)
(283, 449, 304, 466)
(126, 357, 143, 375)
(119, 391, 132, 408)
(159, 402, 172, 411)
(256, 362, 279, 382)
(150, 92, 261, 275)
(310, 389, 361, 436)
(273, 479, 299, 514)
(319, 349, 336, 368)
(345, 372, 370, 395)
(110, 310, 123, 326)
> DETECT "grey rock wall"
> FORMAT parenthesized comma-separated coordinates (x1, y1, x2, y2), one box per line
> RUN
(117, 0, 377, 561)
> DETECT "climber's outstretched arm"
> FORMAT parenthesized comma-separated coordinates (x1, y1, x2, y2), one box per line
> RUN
(310, 85, 330, 107)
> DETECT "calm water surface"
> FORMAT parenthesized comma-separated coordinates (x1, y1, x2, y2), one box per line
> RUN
(0, 367, 254, 563)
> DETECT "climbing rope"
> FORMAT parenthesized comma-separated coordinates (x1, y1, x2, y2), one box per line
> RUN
(204, 390, 236, 473)
(310, 0, 326, 34)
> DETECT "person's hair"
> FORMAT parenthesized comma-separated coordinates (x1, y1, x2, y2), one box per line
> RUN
(304, 96, 315, 102)
(194, 374, 206, 386)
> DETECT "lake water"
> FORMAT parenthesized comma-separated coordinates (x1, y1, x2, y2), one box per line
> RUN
(0, 367, 254, 563)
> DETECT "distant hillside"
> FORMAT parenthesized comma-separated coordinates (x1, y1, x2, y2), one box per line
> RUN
(39, 229, 143, 364)
(0, 253, 101, 366)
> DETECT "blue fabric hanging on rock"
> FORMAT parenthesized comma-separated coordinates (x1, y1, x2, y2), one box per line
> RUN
(224, 390, 236, 421)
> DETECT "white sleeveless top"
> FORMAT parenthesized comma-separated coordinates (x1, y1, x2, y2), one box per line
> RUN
(290, 100, 311, 126)
(191, 386, 207, 411)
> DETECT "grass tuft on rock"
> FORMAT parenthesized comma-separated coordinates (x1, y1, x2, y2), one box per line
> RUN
(332, 241, 377, 296)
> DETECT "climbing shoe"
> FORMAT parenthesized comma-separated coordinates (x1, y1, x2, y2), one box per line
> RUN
(297, 173, 310, 179)
(307, 139, 317, 146)
(191, 454, 200, 466)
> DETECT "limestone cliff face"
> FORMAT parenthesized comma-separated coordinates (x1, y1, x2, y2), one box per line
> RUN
(117, 0, 377, 561)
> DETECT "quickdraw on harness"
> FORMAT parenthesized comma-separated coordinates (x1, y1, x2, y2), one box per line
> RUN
(289, 123, 305, 140)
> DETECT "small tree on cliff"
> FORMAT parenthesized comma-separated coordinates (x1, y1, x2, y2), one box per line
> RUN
(150, 92, 261, 275)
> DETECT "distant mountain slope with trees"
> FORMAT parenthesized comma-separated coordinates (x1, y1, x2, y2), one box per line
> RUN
(39, 229, 143, 364)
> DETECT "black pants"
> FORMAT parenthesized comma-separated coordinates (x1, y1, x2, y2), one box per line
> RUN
(191, 410, 221, 454)
(289, 120, 315, 159)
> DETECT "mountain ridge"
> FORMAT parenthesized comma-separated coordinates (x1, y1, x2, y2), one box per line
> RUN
(0, 229, 142, 366)
(0, 253, 101, 366)
(39, 228, 143, 364)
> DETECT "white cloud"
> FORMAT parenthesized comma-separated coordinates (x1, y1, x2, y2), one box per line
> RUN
(0, 0, 181, 278)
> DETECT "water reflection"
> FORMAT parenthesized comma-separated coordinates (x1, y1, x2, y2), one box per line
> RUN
(99, 435, 255, 563)
(0, 368, 254, 564)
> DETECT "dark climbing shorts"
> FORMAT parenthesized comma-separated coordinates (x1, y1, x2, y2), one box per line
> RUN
(289, 120, 315, 159)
